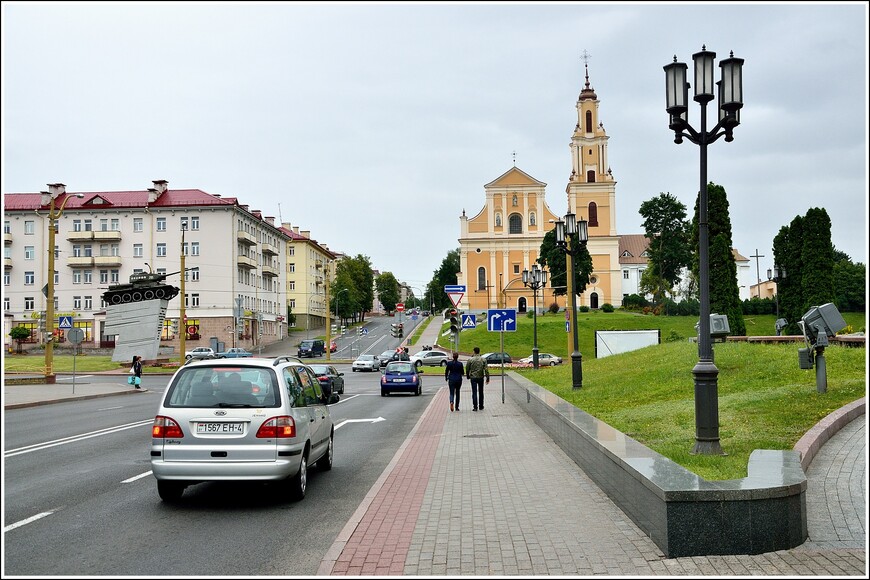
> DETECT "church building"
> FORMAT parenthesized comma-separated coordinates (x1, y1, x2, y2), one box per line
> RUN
(458, 65, 623, 313)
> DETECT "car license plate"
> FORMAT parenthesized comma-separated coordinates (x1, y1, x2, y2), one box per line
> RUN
(196, 422, 244, 434)
(393, 378, 406, 382)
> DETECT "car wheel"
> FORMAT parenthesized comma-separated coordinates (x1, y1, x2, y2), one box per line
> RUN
(157, 481, 185, 502)
(289, 452, 307, 501)
(441, 360, 447, 366)
(320, 432, 334, 471)
(381, 389, 387, 397)
(415, 360, 422, 368)
(352, 368, 357, 372)
(550, 361, 557, 366)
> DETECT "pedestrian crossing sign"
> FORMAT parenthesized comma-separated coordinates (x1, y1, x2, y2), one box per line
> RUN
(58, 316, 73, 329)
(461, 314, 476, 329)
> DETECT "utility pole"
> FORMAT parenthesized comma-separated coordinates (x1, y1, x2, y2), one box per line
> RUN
(179, 224, 186, 364)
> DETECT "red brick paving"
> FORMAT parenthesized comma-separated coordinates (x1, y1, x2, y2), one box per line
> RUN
(330, 388, 448, 575)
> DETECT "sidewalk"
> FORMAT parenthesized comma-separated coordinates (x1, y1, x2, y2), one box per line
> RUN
(3, 318, 866, 576)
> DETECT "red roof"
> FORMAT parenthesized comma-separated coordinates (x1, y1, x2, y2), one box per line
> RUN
(2, 189, 234, 211)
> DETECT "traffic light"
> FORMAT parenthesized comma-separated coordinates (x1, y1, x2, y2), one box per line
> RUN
(449, 310, 459, 334)
(390, 323, 399, 337)
(397, 323, 403, 338)
(170, 319, 180, 335)
(358, 327, 363, 337)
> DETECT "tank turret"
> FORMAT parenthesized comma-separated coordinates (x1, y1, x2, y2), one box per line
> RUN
(102, 271, 181, 305)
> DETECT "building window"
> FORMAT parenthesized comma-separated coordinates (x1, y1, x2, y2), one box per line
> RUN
(111, 219, 120, 231)
(289, 264, 295, 273)
(191, 216, 199, 230)
(111, 243, 120, 256)
(84, 296, 93, 310)
(100, 270, 108, 284)
(289, 299, 296, 309)
(25, 271, 35, 285)
(288, 281, 295, 291)
(25, 220, 35, 234)
(133, 244, 143, 258)
(508, 214, 523, 234)
(73, 245, 82, 257)
(84, 270, 93, 284)
(82, 244, 93, 257)
(190, 267, 200, 282)
(25, 297, 35, 310)
(623, 270, 629, 280)
(73, 219, 83, 232)
(73, 296, 82, 309)
(181, 217, 189, 231)
(100, 219, 109, 231)
(513, 264, 520, 274)
(156, 217, 167, 231)
(157, 243, 167, 257)
(585, 110, 593, 133)
(73, 271, 82, 284)
(84, 219, 93, 231)
(3, 297, 9, 310)
(111, 270, 119, 283)
(54, 271, 59, 285)
(133, 218, 143, 232)
(191, 242, 199, 256)
(25, 246, 35, 260)
(3, 272, 9, 285)
(190, 293, 200, 307)
(477, 267, 486, 291)
(100, 244, 110, 257)
(587, 170, 596, 183)
(182, 242, 188, 256)
(288, 247, 295, 256)
(588, 202, 599, 227)
(4, 221, 10, 234)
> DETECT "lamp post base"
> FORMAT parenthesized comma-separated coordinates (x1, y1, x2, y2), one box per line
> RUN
(532, 347, 539, 370)
(571, 351, 583, 390)
(691, 359, 725, 455)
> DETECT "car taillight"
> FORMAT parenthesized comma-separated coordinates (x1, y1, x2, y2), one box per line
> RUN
(411, 375, 418, 383)
(317, 376, 329, 383)
(381, 376, 387, 385)
(152, 416, 184, 438)
(256, 416, 295, 438)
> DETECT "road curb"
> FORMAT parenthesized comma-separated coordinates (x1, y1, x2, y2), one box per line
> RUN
(3, 388, 150, 410)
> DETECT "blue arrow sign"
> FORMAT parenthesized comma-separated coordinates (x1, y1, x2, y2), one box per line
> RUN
(461, 314, 476, 329)
(444, 285, 466, 293)
(487, 309, 517, 332)
(58, 316, 74, 329)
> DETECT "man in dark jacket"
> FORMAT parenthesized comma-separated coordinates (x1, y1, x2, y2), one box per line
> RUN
(444, 352, 464, 412)
(465, 346, 490, 411)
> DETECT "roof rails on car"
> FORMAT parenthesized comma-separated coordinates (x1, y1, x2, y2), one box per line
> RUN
(273, 355, 305, 366)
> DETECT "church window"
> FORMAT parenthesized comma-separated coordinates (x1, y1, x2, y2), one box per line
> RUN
(587, 170, 596, 183)
(529, 212, 536, 226)
(585, 110, 593, 133)
(508, 214, 522, 234)
(513, 264, 520, 274)
(495, 213, 502, 227)
(588, 202, 598, 226)
(477, 267, 486, 291)
(512, 194, 518, 207)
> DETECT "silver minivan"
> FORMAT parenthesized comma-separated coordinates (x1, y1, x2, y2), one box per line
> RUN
(150, 356, 339, 502)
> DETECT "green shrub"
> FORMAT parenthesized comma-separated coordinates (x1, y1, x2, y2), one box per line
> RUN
(549, 302, 560, 314)
(602, 303, 614, 312)
(579, 305, 590, 312)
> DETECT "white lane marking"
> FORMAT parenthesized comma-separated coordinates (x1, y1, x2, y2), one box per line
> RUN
(55, 375, 94, 381)
(331, 393, 363, 404)
(4, 420, 153, 458)
(4, 511, 55, 532)
(96, 405, 125, 411)
(122, 471, 153, 484)
(334, 417, 386, 430)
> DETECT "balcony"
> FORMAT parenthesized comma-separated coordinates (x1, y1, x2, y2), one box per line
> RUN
(66, 256, 95, 268)
(93, 255, 123, 267)
(237, 231, 257, 246)
(66, 231, 94, 242)
(261, 242, 279, 256)
(93, 230, 122, 242)
(4, 232, 12, 245)
(262, 264, 279, 277)
(237, 255, 257, 269)
(4, 257, 12, 269)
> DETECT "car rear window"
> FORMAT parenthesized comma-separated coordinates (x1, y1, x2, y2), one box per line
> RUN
(165, 366, 280, 408)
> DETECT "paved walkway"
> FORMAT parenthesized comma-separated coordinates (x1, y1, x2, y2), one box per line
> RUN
(3, 318, 866, 576)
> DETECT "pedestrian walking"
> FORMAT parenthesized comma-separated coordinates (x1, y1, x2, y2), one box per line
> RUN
(444, 352, 464, 412)
(131, 355, 143, 389)
(465, 346, 490, 411)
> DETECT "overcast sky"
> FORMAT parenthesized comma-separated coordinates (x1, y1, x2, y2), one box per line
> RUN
(3, 2, 867, 293)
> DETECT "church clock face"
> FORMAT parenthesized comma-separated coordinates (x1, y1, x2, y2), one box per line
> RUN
(590, 276, 598, 285)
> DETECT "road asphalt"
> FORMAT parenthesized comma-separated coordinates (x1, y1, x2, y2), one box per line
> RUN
(3, 320, 866, 576)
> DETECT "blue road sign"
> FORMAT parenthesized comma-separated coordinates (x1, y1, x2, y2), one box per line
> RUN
(444, 285, 466, 293)
(361, 328, 368, 335)
(461, 314, 476, 329)
(58, 316, 74, 329)
(487, 309, 517, 332)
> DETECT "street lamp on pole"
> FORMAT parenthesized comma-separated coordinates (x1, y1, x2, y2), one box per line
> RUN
(555, 212, 588, 389)
(522, 264, 548, 369)
(664, 46, 744, 455)
(43, 188, 84, 382)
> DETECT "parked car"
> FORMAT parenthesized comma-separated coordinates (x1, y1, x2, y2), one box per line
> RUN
(309, 363, 345, 395)
(409, 350, 449, 368)
(518, 353, 563, 366)
(184, 347, 215, 361)
(380, 361, 422, 396)
(377, 350, 395, 368)
(297, 339, 325, 358)
(330, 340, 338, 353)
(150, 356, 339, 502)
(352, 354, 380, 372)
(482, 352, 512, 365)
(215, 347, 253, 359)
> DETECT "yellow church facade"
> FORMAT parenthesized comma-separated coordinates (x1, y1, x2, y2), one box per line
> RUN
(457, 65, 623, 313)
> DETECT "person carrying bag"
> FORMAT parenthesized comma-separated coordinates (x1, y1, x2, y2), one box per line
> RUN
(128, 355, 143, 388)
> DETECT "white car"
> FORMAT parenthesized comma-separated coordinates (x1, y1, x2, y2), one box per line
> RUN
(184, 347, 215, 361)
(518, 352, 563, 366)
(352, 354, 380, 372)
(409, 350, 450, 368)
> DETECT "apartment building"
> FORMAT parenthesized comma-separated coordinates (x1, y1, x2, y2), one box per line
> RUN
(3, 180, 293, 354)
(281, 224, 336, 332)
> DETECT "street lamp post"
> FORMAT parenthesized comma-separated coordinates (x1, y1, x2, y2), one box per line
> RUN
(767, 265, 786, 333)
(555, 212, 588, 389)
(43, 188, 84, 382)
(664, 46, 744, 455)
(522, 264, 548, 369)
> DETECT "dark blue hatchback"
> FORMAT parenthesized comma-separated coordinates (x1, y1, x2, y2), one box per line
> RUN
(380, 361, 422, 396)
